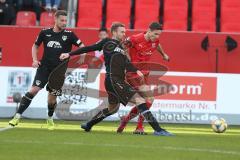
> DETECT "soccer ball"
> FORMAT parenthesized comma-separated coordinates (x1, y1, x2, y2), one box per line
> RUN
(211, 118, 228, 133)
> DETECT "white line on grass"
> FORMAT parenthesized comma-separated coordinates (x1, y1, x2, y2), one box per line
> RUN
(0, 126, 14, 132)
(1, 139, 239, 156)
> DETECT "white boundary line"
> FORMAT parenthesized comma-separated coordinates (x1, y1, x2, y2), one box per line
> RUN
(0, 126, 14, 132)
(0, 139, 239, 156)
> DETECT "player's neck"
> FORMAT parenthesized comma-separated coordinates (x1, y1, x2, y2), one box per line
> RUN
(112, 36, 120, 42)
(144, 33, 150, 41)
(53, 26, 64, 33)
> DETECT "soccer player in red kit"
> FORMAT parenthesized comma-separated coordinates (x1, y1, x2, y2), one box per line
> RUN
(117, 22, 170, 134)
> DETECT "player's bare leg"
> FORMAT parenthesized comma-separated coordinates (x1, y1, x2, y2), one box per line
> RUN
(81, 103, 120, 132)
(128, 93, 173, 136)
(9, 86, 41, 126)
(134, 84, 154, 134)
(46, 93, 57, 130)
(117, 84, 154, 134)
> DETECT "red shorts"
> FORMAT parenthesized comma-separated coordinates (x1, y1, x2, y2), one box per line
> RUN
(126, 70, 149, 89)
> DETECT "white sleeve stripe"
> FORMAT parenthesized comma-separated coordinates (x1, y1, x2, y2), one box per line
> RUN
(77, 40, 81, 44)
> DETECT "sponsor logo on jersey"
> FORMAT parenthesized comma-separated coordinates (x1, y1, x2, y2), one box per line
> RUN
(62, 35, 67, 41)
(64, 30, 72, 33)
(47, 41, 62, 48)
(152, 43, 156, 48)
(76, 39, 81, 45)
(114, 47, 124, 54)
(139, 51, 152, 56)
(36, 80, 41, 86)
(46, 34, 52, 37)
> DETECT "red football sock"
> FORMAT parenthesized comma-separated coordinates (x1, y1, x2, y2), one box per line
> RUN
(136, 115, 145, 130)
(136, 102, 152, 130)
(124, 106, 138, 122)
(146, 101, 152, 108)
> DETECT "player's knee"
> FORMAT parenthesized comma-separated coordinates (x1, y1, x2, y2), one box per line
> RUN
(29, 86, 41, 96)
(108, 103, 119, 114)
(48, 97, 57, 105)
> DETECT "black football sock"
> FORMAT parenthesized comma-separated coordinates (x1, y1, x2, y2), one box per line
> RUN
(17, 92, 34, 114)
(48, 103, 57, 117)
(87, 108, 112, 127)
(137, 103, 163, 132)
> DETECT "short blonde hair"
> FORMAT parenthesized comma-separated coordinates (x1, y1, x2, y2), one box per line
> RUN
(110, 22, 125, 33)
(55, 10, 67, 18)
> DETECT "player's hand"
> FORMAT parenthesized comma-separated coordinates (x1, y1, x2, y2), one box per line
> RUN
(163, 54, 170, 62)
(32, 60, 41, 68)
(59, 53, 70, 60)
(136, 70, 145, 83)
(77, 53, 86, 64)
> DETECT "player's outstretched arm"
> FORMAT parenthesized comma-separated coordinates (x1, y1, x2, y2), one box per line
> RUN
(157, 44, 170, 61)
(59, 39, 108, 60)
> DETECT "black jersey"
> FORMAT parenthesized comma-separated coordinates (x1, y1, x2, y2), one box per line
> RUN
(69, 38, 137, 81)
(35, 28, 82, 67)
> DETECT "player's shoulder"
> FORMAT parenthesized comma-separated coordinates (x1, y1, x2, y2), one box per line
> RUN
(63, 29, 74, 35)
(99, 38, 113, 45)
(130, 33, 144, 41)
(40, 28, 52, 33)
(103, 37, 112, 42)
(105, 38, 120, 46)
(103, 38, 122, 52)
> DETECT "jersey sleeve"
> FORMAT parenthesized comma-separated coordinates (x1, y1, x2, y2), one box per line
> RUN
(125, 57, 138, 72)
(71, 32, 83, 47)
(69, 38, 108, 56)
(111, 54, 138, 73)
(34, 30, 45, 46)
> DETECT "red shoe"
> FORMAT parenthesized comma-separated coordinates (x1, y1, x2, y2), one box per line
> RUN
(133, 127, 147, 135)
(117, 116, 128, 133)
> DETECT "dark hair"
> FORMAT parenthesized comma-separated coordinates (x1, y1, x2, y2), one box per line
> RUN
(55, 10, 67, 18)
(99, 28, 108, 33)
(110, 22, 125, 33)
(149, 22, 162, 31)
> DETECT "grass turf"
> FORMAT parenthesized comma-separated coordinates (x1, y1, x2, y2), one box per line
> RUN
(0, 119, 240, 160)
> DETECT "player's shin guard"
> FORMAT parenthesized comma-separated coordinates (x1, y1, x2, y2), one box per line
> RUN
(136, 101, 152, 129)
(48, 103, 57, 117)
(136, 103, 163, 132)
(87, 108, 112, 127)
(17, 92, 34, 114)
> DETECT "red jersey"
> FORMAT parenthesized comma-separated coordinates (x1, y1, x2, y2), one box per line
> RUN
(126, 32, 159, 62)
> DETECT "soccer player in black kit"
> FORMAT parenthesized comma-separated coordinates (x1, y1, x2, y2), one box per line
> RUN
(60, 22, 173, 136)
(9, 10, 84, 130)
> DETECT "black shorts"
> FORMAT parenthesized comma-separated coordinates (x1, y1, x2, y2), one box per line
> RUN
(105, 76, 137, 106)
(32, 65, 53, 88)
(33, 64, 64, 96)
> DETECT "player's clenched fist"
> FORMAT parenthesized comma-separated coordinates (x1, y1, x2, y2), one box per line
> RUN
(59, 53, 70, 60)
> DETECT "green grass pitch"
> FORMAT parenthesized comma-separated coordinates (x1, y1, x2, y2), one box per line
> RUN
(0, 119, 240, 160)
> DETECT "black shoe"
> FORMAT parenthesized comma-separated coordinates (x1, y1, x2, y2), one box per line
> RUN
(81, 123, 92, 132)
